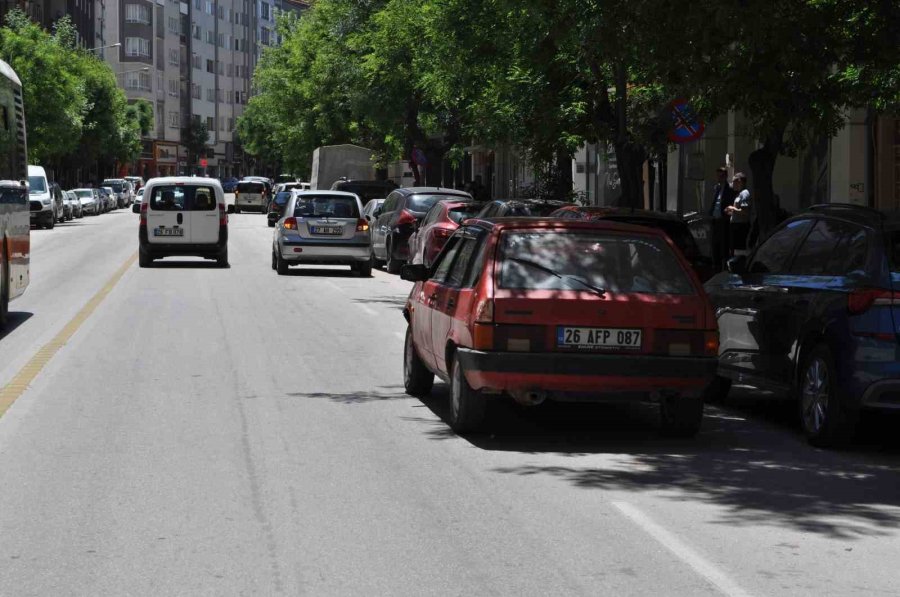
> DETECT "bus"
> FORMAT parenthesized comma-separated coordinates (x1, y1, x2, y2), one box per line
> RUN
(0, 59, 29, 328)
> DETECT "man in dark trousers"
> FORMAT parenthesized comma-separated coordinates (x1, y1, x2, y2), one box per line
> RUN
(708, 166, 735, 270)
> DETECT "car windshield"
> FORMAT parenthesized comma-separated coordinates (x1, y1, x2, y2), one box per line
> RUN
(294, 195, 359, 218)
(28, 176, 46, 193)
(74, 190, 92, 198)
(105, 182, 124, 192)
(274, 191, 292, 205)
(409, 194, 465, 212)
(448, 205, 481, 224)
(237, 182, 264, 193)
(499, 230, 694, 294)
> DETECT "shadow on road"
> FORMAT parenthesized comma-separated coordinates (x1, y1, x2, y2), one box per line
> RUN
(279, 267, 358, 278)
(0, 311, 33, 340)
(352, 296, 406, 309)
(149, 260, 225, 269)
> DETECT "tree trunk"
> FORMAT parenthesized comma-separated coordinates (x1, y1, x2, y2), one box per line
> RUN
(614, 140, 646, 208)
(552, 148, 573, 201)
(747, 133, 781, 244)
(404, 98, 423, 186)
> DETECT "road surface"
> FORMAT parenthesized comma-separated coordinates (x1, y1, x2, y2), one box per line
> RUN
(1, 204, 899, 596)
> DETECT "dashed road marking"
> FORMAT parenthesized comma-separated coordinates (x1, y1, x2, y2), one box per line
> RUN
(612, 502, 753, 597)
(0, 252, 137, 420)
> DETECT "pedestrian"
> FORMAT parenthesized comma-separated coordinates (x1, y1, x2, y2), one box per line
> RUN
(708, 166, 734, 270)
(725, 172, 751, 256)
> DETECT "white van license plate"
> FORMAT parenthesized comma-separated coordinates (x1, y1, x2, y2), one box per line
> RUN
(154, 227, 184, 237)
(557, 327, 641, 349)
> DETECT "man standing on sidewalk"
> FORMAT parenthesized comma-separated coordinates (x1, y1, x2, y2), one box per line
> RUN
(726, 172, 752, 256)
(708, 166, 734, 270)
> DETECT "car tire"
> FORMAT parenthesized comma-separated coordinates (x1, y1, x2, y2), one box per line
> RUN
(138, 247, 153, 268)
(216, 247, 229, 268)
(403, 327, 434, 397)
(799, 345, 857, 447)
(271, 249, 277, 271)
(267, 220, 275, 228)
(448, 354, 485, 433)
(357, 259, 372, 278)
(276, 250, 289, 275)
(659, 394, 703, 438)
(234, 205, 241, 214)
(45, 215, 54, 230)
(386, 238, 402, 274)
(704, 376, 731, 404)
(370, 246, 384, 270)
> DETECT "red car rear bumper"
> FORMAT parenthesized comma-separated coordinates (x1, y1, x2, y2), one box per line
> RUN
(455, 348, 717, 395)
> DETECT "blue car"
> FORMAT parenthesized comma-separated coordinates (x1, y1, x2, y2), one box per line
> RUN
(221, 177, 239, 193)
(705, 204, 900, 447)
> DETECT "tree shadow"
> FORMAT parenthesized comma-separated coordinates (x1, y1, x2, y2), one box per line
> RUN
(280, 267, 357, 278)
(283, 385, 410, 404)
(352, 296, 407, 309)
(0, 311, 33, 340)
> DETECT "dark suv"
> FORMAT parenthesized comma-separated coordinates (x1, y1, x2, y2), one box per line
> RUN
(705, 204, 900, 447)
(476, 199, 572, 218)
(371, 187, 472, 273)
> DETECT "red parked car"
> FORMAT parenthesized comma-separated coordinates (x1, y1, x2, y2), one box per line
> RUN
(550, 206, 715, 281)
(401, 218, 719, 435)
(408, 201, 483, 267)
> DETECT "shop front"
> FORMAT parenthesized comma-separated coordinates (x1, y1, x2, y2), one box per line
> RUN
(155, 141, 179, 177)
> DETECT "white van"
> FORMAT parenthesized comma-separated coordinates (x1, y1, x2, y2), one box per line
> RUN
(27, 165, 61, 228)
(234, 179, 267, 213)
(137, 177, 229, 267)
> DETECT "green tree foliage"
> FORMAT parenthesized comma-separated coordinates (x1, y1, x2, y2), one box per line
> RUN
(0, 10, 143, 173)
(182, 119, 210, 167)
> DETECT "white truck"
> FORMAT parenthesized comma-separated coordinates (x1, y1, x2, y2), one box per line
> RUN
(310, 144, 375, 190)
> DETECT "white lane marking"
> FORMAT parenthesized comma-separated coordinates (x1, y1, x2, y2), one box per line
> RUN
(612, 502, 753, 597)
(358, 304, 377, 316)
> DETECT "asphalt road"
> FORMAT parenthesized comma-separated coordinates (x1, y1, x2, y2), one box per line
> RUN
(1, 202, 900, 596)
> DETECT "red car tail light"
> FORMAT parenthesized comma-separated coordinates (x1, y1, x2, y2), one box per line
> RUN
(356, 218, 369, 232)
(283, 217, 298, 230)
(396, 209, 416, 227)
(848, 288, 900, 314)
(704, 331, 719, 356)
(474, 299, 494, 323)
(139, 200, 148, 226)
(218, 202, 227, 226)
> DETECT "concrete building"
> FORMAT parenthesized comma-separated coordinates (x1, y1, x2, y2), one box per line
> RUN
(0, 0, 94, 45)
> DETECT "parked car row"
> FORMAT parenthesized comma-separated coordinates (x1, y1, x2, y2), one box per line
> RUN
(394, 201, 900, 448)
(27, 165, 136, 229)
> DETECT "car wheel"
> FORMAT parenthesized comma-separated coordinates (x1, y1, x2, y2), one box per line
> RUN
(403, 327, 434, 397)
(704, 376, 731, 404)
(267, 220, 274, 228)
(799, 345, 857, 447)
(234, 205, 241, 214)
(216, 247, 229, 268)
(271, 249, 277, 271)
(138, 247, 153, 268)
(386, 238, 402, 274)
(45, 215, 54, 230)
(448, 354, 485, 433)
(276, 250, 289, 275)
(370, 246, 384, 270)
(357, 259, 372, 278)
(659, 394, 703, 437)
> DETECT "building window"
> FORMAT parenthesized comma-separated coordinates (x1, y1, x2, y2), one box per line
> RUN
(124, 71, 152, 91)
(260, 1, 269, 20)
(205, 0, 212, 14)
(192, 25, 200, 40)
(206, 59, 214, 73)
(217, 61, 224, 75)
(125, 4, 150, 23)
(192, 53, 201, 69)
(227, 117, 234, 131)
(217, 5, 224, 19)
(206, 116, 214, 131)
(206, 30, 215, 44)
(168, 78, 179, 97)
(217, 33, 224, 47)
(260, 27, 270, 46)
(167, 15, 179, 34)
(191, 83, 201, 99)
(206, 88, 215, 102)
(193, 0, 200, 9)
(125, 37, 151, 57)
(168, 48, 179, 66)
(168, 111, 180, 128)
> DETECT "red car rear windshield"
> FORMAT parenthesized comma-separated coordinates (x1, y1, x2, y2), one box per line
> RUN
(498, 230, 695, 294)
(448, 205, 481, 224)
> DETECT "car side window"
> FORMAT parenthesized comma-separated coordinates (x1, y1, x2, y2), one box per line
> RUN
(431, 237, 463, 284)
(422, 205, 440, 226)
(445, 237, 478, 288)
(189, 187, 217, 211)
(748, 219, 813, 274)
(150, 186, 186, 211)
(382, 193, 398, 214)
(790, 219, 868, 275)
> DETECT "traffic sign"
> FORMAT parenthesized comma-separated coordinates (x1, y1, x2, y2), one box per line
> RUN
(200, 158, 208, 167)
(666, 98, 705, 143)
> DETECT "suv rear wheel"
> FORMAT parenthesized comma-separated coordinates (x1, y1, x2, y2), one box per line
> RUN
(448, 355, 485, 433)
(386, 237, 402, 274)
(403, 327, 433, 397)
(799, 345, 857, 447)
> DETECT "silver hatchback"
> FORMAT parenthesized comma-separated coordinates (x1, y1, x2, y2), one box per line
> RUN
(272, 191, 372, 277)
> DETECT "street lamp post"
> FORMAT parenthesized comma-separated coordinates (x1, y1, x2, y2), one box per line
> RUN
(115, 66, 151, 78)
(87, 42, 121, 52)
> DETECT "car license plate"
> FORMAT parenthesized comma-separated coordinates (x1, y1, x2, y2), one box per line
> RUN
(557, 327, 641, 349)
(312, 226, 342, 235)
(154, 227, 183, 237)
